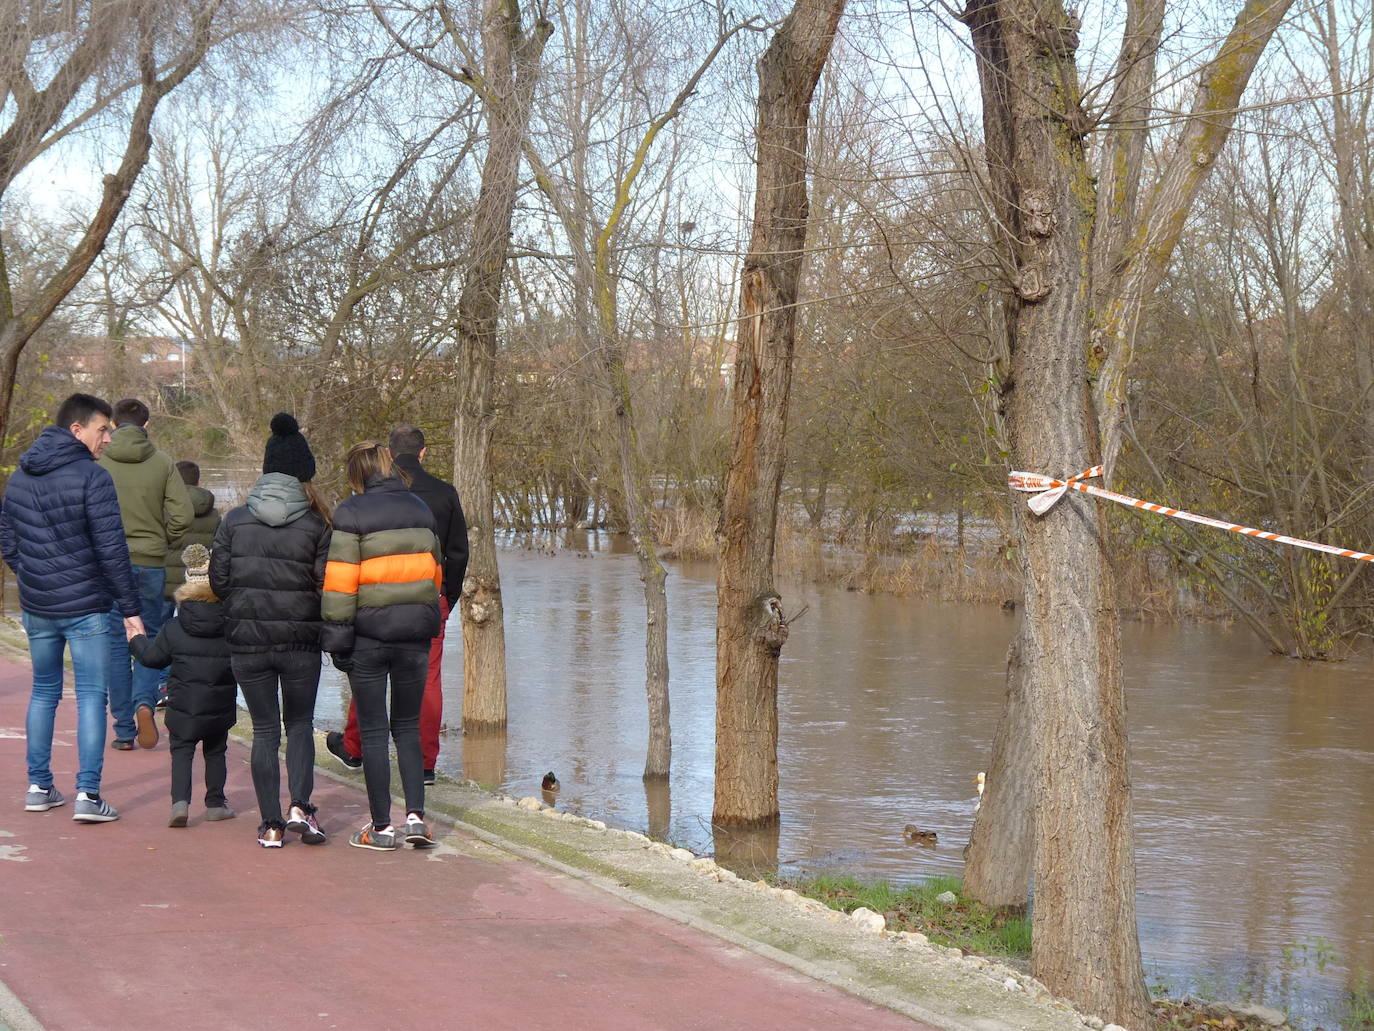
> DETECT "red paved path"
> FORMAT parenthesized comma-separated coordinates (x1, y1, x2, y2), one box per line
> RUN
(0, 656, 925, 1030)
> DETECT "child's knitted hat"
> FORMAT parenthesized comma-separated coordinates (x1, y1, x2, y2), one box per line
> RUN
(182, 543, 211, 586)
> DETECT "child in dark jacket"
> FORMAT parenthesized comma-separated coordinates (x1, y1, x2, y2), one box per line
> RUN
(130, 544, 238, 827)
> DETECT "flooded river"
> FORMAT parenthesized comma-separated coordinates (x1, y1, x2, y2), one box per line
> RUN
(309, 536, 1374, 1025)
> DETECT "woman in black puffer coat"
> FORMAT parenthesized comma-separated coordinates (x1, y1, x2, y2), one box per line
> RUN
(209, 414, 332, 848)
(322, 441, 441, 852)
(131, 545, 237, 827)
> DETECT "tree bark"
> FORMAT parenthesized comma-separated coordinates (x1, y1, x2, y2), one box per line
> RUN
(963, 0, 1295, 954)
(961, 633, 1034, 907)
(713, 0, 845, 827)
(1316, 0, 1374, 496)
(961, 0, 1153, 1022)
(601, 345, 672, 778)
(1092, 0, 1297, 475)
(450, 0, 553, 732)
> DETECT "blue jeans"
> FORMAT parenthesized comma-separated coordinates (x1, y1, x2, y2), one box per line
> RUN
(23, 611, 110, 795)
(108, 564, 166, 740)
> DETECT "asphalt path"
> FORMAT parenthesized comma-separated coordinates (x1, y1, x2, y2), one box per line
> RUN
(0, 654, 926, 1030)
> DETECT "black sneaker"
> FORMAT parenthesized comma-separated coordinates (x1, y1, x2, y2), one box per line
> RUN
(423, 769, 436, 786)
(325, 731, 362, 769)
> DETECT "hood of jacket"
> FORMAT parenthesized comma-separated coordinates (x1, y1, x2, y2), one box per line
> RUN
(246, 472, 311, 527)
(18, 426, 97, 477)
(187, 483, 217, 517)
(102, 425, 156, 464)
(174, 580, 225, 636)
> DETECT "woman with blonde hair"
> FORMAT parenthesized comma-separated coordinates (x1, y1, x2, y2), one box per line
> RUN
(323, 441, 441, 850)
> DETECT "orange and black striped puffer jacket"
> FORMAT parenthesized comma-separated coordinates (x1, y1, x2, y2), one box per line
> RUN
(321, 474, 441, 653)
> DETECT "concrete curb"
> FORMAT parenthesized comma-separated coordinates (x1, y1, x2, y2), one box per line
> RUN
(0, 976, 44, 1031)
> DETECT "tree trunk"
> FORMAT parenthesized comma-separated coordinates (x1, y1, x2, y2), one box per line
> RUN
(451, 0, 553, 733)
(962, 633, 1034, 907)
(1317, 0, 1374, 495)
(603, 357, 672, 779)
(1091, 0, 1297, 475)
(961, 0, 1296, 992)
(713, 0, 846, 828)
(961, 0, 1152, 1022)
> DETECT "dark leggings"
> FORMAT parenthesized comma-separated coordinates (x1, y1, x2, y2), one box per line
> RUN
(348, 642, 428, 829)
(232, 650, 321, 827)
(170, 728, 229, 807)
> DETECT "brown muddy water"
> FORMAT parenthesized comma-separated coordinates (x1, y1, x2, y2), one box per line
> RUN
(317, 536, 1374, 1025)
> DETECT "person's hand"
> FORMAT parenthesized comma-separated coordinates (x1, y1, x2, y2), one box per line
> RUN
(124, 616, 145, 641)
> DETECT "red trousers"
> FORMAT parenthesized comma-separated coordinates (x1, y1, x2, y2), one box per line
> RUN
(343, 595, 448, 770)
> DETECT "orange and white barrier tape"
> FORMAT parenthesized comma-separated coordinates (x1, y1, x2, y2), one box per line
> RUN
(1009, 466, 1374, 564)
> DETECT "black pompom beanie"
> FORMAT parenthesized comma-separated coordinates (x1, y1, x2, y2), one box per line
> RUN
(262, 412, 317, 483)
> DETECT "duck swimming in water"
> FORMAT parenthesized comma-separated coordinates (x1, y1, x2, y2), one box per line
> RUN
(541, 771, 560, 792)
(903, 824, 937, 845)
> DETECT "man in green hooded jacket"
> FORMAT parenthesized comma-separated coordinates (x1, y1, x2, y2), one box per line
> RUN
(99, 397, 193, 749)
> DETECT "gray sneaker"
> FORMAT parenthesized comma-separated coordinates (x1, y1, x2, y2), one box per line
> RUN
(403, 815, 436, 849)
(348, 824, 398, 851)
(169, 801, 189, 827)
(205, 805, 236, 822)
(24, 784, 64, 812)
(72, 793, 119, 823)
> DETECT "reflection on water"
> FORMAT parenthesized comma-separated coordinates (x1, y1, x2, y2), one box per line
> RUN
(312, 541, 1374, 1020)
(461, 728, 508, 788)
(714, 823, 781, 880)
(644, 777, 672, 843)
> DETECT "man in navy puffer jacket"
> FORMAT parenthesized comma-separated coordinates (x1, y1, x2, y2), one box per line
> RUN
(0, 393, 144, 823)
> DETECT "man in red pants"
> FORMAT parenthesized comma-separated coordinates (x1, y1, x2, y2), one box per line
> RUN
(326, 425, 468, 784)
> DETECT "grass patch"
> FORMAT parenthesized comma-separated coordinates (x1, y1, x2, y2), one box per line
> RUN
(770, 873, 1031, 959)
(1346, 972, 1374, 1031)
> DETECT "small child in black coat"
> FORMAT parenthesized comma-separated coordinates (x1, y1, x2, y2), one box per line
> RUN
(130, 544, 238, 827)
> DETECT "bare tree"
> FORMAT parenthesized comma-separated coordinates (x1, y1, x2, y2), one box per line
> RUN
(0, 0, 226, 450)
(519, 0, 755, 778)
(712, 0, 846, 827)
(956, 0, 1295, 1020)
(371, 0, 554, 731)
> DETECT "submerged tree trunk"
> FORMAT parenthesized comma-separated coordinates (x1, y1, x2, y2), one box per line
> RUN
(960, 0, 1152, 1022)
(451, 0, 553, 732)
(713, 0, 846, 827)
(961, 0, 1295, 999)
(961, 634, 1034, 907)
(601, 346, 672, 778)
